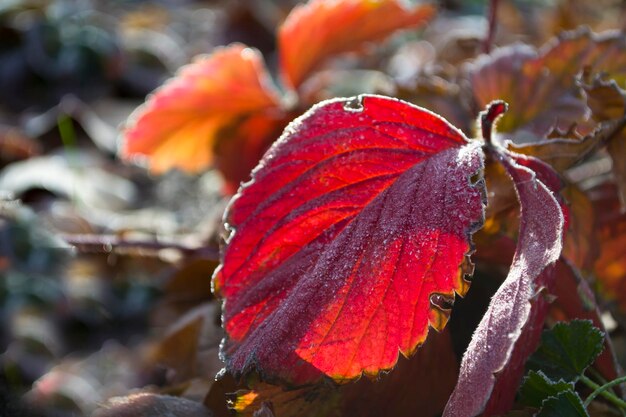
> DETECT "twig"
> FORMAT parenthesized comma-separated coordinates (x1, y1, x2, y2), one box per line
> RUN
(581, 375, 626, 410)
(483, 0, 500, 54)
(61, 233, 220, 261)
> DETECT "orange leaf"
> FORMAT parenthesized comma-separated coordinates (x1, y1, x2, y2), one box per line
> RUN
(121, 44, 283, 175)
(592, 183, 626, 311)
(278, 0, 435, 90)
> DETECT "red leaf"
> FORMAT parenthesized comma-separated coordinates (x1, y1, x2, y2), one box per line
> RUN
(214, 95, 485, 384)
(121, 44, 283, 177)
(443, 148, 564, 416)
(278, 0, 435, 90)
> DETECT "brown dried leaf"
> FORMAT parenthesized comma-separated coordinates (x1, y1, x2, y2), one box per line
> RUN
(468, 28, 626, 140)
(505, 117, 625, 173)
(585, 77, 626, 209)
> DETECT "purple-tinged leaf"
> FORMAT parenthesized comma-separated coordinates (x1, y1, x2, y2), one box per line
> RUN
(443, 148, 564, 417)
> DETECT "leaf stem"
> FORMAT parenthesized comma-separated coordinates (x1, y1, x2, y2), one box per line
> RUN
(479, 101, 508, 146)
(581, 375, 626, 410)
(483, 0, 500, 54)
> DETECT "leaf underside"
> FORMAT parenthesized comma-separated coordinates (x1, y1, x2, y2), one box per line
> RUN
(214, 94, 486, 385)
(444, 149, 564, 416)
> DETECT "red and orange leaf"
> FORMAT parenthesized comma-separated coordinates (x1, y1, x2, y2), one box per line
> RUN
(444, 148, 564, 417)
(213, 112, 293, 194)
(231, 327, 458, 417)
(278, 0, 435, 90)
(121, 44, 283, 176)
(213, 95, 485, 385)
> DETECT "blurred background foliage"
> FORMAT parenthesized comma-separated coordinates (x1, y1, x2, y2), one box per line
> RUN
(0, 0, 625, 416)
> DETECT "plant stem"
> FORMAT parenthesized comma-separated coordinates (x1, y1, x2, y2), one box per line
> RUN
(480, 101, 508, 146)
(483, 0, 500, 54)
(581, 375, 626, 410)
(62, 233, 219, 261)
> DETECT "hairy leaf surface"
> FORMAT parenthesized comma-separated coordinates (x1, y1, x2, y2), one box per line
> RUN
(278, 0, 435, 89)
(444, 149, 564, 416)
(214, 94, 485, 384)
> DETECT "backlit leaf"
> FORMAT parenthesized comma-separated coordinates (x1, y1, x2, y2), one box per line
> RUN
(444, 148, 564, 417)
(214, 94, 485, 384)
(230, 328, 458, 417)
(121, 44, 283, 178)
(278, 0, 435, 90)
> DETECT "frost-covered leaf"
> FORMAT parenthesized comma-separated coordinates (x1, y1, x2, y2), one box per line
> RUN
(519, 370, 574, 409)
(214, 94, 485, 384)
(444, 147, 564, 417)
(278, 0, 435, 89)
(526, 320, 605, 383)
(537, 390, 589, 417)
(121, 44, 283, 180)
(549, 261, 620, 383)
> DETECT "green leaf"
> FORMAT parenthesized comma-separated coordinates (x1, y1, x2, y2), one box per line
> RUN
(519, 370, 574, 408)
(537, 390, 589, 417)
(527, 320, 604, 382)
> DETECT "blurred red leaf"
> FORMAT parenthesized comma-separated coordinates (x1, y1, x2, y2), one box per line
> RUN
(444, 149, 564, 416)
(213, 112, 293, 194)
(214, 95, 485, 384)
(121, 44, 283, 180)
(278, 0, 435, 90)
